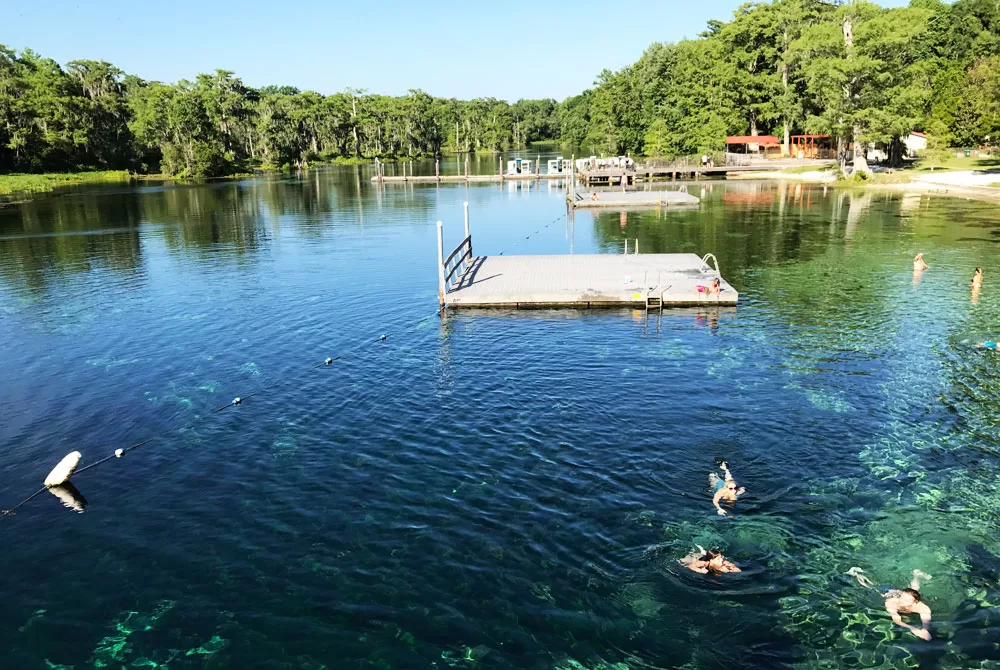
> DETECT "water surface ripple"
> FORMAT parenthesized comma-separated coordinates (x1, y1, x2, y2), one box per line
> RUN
(3, 168, 1000, 668)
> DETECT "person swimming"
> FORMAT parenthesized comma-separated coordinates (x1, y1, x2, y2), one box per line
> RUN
(848, 568, 933, 640)
(913, 253, 929, 272)
(972, 267, 983, 289)
(679, 545, 741, 574)
(974, 341, 1000, 350)
(710, 461, 745, 516)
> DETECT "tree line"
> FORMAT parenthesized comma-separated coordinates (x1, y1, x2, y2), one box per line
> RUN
(2, 0, 1000, 178)
(564, 0, 1000, 173)
(0, 47, 560, 177)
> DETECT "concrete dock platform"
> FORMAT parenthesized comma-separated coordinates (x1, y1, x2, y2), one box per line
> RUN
(373, 174, 570, 183)
(444, 254, 737, 308)
(570, 190, 700, 209)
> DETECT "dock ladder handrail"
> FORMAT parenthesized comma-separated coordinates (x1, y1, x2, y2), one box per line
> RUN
(700, 253, 720, 275)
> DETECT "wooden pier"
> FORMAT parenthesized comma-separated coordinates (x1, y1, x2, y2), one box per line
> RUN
(436, 205, 737, 309)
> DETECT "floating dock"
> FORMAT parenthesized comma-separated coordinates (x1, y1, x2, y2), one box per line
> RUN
(372, 173, 569, 183)
(436, 205, 737, 309)
(570, 190, 700, 209)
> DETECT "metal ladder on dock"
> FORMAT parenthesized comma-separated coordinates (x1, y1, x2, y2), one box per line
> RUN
(644, 271, 664, 314)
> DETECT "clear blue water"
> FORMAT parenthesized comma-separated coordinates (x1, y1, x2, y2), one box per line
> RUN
(4, 165, 1000, 669)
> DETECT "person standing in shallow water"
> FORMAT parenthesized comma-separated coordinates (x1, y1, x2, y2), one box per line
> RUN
(972, 267, 983, 289)
(913, 253, 929, 272)
(710, 461, 745, 516)
(848, 568, 933, 640)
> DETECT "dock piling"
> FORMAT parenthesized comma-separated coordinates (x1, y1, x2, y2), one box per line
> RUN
(463, 201, 470, 240)
(435, 159, 440, 181)
(437, 221, 446, 307)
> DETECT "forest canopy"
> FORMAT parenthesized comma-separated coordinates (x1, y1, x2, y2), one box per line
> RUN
(2, 0, 999, 177)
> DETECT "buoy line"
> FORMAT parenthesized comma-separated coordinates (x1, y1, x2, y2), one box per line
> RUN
(0, 320, 439, 521)
(497, 213, 566, 256)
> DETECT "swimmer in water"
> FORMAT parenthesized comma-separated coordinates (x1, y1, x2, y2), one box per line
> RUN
(972, 267, 983, 289)
(913, 253, 929, 272)
(974, 341, 1000, 350)
(848, 568, 933, 641)
(679, 546, 741, 574)
(710, 461, 745, 516)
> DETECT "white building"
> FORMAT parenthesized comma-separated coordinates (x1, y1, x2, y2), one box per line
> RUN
(904, 131, 927, 156)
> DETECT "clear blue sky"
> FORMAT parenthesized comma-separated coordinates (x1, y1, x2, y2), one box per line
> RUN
(5, 0, 912, 101)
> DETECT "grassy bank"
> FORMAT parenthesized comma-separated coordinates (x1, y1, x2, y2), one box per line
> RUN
(0, 170, 133, 195)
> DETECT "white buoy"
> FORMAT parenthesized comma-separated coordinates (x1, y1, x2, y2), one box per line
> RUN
(44, 451, 82, 487)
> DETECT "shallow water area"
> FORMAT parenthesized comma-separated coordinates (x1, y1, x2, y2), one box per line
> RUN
(4, 162, 1000, 668)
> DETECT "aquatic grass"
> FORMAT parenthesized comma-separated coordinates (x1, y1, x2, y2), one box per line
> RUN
(0, 170, 132, 195)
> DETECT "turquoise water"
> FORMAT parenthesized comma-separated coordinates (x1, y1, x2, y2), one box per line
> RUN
(3, 166, 1000, 668)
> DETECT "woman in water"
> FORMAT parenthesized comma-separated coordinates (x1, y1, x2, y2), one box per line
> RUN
(913, 253, 929, 272)
(679, 546, 741, 574)
(972, 267, 983, 289)
(710, 461, 746, 516)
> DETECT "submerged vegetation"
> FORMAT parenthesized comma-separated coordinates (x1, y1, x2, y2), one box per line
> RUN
(2, 0, 1000, 181)
(0, 170, 131, 195)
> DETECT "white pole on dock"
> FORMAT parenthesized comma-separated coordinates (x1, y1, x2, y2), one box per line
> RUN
(437, 221, 446, 307)
(624, 239, 628, 255)
(465, 155, 469, 181)
(402, 161, 406, 181)
(464, 201, 470, 240)
(499, 155, 503, 180)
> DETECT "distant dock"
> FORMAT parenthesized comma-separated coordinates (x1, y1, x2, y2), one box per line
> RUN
(570, 190, 699, 209)
(372, 173, 569, 183)
(436, 204, 737, 309)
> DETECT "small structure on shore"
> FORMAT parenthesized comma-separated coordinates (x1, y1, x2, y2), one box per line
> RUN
(726, 135, 781, 157)
(547, 157, 572, 174)
(506, 159, 534, 175)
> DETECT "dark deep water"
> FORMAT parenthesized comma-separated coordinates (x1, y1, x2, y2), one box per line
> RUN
(4, 161, 1000, 669)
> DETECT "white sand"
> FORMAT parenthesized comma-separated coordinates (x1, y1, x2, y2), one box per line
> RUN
(913, 170, 1000, 187)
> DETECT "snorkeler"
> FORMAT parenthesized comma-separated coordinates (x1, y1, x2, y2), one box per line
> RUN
(710, 461, 746, 516)
(679, 545, 741, 574)
(972, 267, 983, 289)
(913, 253, 929, 272)
(847, 567, 933, 641)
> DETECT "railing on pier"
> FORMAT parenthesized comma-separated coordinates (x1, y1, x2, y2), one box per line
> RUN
(436, 201, 474, 305)
(444, 235, 473, 292)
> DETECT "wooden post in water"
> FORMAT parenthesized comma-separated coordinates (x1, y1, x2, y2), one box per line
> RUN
(499, 155, 503, 181)
(402, 161, 406, 181)
(437, 221, 446, 306)
(435, 159, 440, 181)
(537, 154, 541, 180)
(465, 155, 469, 182)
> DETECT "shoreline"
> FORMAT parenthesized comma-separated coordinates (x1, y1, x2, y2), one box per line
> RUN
(729, 167, 1000, 205)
